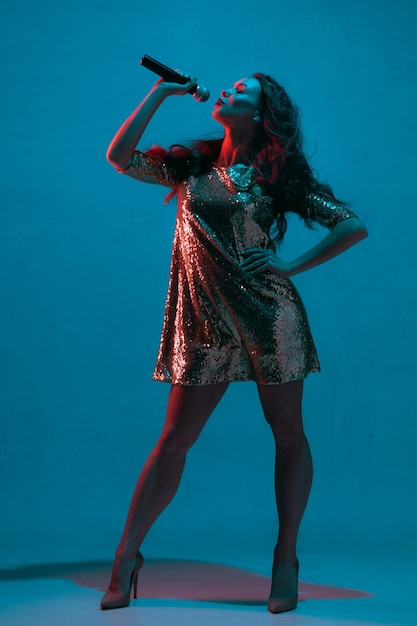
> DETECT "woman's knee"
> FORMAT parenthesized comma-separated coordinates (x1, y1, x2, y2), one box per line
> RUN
(265, 411, 305, 452)
(156, 426, 198, 456)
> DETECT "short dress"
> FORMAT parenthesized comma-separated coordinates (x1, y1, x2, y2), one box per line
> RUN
(121, 151, 357, 386)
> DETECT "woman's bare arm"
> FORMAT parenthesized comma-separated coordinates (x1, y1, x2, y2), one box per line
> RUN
(106, 77, 197, 170)
(240, 217, 368, 278)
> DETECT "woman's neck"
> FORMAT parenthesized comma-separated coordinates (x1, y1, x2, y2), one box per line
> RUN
(215, 127, 254, 168)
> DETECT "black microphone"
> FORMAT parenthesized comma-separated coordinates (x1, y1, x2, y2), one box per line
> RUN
(140, 54, 210, 102)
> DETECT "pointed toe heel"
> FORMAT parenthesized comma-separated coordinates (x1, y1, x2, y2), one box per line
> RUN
(267, 558, 299, 614)
(100, 551, 144, 611)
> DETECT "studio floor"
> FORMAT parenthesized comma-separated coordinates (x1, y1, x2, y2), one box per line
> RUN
(0, 544, 414, 626)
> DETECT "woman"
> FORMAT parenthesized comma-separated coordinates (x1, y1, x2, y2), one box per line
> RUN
(100, 72, 367, 613)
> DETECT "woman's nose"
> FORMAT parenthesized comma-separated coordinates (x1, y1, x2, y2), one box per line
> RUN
(221, 88, 235, 98)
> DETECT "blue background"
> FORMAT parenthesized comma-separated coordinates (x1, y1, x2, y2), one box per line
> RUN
(1, 0, 416, 566)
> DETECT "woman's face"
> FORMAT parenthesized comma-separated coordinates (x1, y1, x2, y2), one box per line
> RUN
(212, 77, 262, 127)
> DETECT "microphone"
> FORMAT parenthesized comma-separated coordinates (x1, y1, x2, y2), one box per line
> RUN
(140, 54, 210, 102)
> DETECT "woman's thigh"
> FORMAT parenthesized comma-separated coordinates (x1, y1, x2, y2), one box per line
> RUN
(159, 382, 229, 451)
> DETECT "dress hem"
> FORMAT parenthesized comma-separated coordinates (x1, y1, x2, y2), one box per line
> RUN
(151, 368, 320, 386)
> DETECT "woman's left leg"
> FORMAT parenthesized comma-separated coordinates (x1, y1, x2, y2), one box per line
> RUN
(257, 379, 313, 612)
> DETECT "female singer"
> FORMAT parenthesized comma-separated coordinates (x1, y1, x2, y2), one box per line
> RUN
(100, 72, 367, 613)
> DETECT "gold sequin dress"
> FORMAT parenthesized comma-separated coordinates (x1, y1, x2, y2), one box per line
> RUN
(122, 151, 357, 386)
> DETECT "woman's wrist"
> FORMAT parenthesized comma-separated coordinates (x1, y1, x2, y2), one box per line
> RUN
(287, 261, 299, 277)
(150, 83, 170, 101)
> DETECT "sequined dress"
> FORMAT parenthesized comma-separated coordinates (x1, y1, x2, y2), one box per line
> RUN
(122, 151, 357, 386)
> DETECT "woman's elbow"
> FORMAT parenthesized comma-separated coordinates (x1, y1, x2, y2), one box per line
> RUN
(342, 217, 368, 242)
(106, 147, 130, 171)
(354, 218, 368, 241)
(106, 147, 119, 168)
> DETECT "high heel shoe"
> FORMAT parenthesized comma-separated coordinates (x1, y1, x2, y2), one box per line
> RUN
(100, 551, 144, 610)
(267, 558, 299, 614)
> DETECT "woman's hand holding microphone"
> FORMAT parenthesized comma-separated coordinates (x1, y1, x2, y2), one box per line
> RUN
(152, 74, 198, 99)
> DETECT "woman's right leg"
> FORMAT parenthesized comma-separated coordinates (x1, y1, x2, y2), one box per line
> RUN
(103, 382, 228, 599)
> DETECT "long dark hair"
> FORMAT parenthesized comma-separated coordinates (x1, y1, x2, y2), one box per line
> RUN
(147, 73, 346, 244)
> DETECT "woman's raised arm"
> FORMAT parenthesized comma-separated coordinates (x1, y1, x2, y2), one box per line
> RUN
(106, 77, 197, 171)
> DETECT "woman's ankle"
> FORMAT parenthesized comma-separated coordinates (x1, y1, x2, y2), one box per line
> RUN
(273, 544, 297, 565)
(115, 545, 139, 562)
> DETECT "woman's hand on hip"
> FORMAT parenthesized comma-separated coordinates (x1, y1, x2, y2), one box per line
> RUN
(240, 248, 294, 278)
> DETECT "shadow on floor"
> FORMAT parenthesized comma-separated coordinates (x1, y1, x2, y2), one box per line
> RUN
(0, 559, 372, 605)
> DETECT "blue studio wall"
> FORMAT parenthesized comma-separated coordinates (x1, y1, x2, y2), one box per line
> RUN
(1, 0, 416, 566)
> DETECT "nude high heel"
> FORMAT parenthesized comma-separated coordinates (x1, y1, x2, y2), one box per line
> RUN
(267, 558, 299, 614)
(100, 551, 144, 610)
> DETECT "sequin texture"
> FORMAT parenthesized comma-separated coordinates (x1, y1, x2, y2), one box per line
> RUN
(122, 151, 358, 385)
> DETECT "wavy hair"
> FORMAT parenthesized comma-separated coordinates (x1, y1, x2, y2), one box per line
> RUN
(250, 73, 348, 243)
(147, 73, 346, 244)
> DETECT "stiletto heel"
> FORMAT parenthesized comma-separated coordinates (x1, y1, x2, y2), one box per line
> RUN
(132, 566, 140, 599)
(100, 551, 144, 610)
(268, 558, 299, 614)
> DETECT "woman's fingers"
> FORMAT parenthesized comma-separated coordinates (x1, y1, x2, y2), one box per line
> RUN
(175, 68, 191, 79)
(240, 249, 271, 273)
(240, 248, 272, 268)
(240, 248, 291, 277)
(155, 74, 197, 96)
(243, 261, 269, 274)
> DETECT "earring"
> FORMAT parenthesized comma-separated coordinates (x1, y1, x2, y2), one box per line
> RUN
(253, 113, 261, 122)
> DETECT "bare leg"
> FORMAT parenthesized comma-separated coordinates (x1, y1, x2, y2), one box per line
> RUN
(257, 379, 312, 612)
(102, 382, 228, 605)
